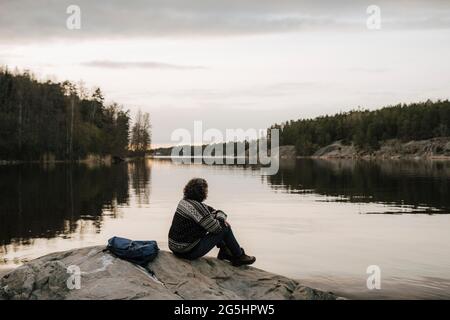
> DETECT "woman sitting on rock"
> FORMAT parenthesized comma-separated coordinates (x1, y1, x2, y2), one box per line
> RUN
(168, 178, 256, 266)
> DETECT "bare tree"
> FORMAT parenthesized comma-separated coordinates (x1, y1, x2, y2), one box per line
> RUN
(130, 110, 151, 156)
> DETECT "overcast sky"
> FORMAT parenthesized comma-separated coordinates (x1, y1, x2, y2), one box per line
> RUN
(1, 0, 450, 146)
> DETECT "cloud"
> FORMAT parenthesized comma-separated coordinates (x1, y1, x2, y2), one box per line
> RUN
(110, 81, 330, 106)
(1, 0, 449, 42)
(80, 60, 207, 70)
(347, 67, 390, 74)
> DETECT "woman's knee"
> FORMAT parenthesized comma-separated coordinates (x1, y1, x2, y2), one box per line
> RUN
(222, 224, 232, 234)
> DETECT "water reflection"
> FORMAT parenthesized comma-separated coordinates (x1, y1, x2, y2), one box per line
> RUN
(0, 160, 153, 249)
(2, 158, 449, 252)
(269, 159, 450, 214)
(129, 159, 151, 205)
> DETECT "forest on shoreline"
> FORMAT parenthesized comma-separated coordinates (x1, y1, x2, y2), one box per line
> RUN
(0, 68, 151, 161)
(273, 100, 450, 155)
(152, 100, 450, 157)
(2, 67, 449, 160)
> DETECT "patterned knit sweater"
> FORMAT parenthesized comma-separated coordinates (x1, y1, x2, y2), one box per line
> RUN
(168, 199, 228, 253)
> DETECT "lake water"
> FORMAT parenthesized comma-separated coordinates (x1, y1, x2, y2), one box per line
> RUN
(1, 158, 450, 299)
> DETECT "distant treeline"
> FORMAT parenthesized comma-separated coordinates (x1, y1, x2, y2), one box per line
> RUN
(273, 100, 450, 155)
(152, 141, 254, 157)
(153, 100, 450, 157)
(0, 68, 151, 160)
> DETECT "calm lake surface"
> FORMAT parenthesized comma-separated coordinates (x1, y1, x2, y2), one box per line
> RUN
(1, 158, 450, 299)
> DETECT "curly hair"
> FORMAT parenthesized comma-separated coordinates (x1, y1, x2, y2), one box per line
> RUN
(183, 178, 208, 202)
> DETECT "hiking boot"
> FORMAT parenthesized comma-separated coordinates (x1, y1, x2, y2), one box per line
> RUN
(232, 248, 256, 267)
(217, 246, 233, 261)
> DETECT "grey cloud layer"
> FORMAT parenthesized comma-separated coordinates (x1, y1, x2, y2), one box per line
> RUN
(1, 0, 450, 41)
(81, 60, 207, 70)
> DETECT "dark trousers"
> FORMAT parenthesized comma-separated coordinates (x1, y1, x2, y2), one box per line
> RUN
(175, 226, 243, 260)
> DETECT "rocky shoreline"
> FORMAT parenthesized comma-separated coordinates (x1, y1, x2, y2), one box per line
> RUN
(0, 246, 338, 300)
(311, 137, 450, 160)
(0, 269, 12, 278)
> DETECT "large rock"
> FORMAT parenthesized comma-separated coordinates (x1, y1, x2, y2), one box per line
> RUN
(312, 137, 450, 159)
(0, 246, 336, 300)
(313, 141, 356, 158)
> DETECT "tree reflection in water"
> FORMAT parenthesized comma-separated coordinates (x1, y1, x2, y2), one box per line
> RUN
(268, 159, 450, 214)
(0, 160, 152, 250)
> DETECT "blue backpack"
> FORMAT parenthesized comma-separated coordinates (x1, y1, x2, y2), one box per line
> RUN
(106, 236, 159, 267)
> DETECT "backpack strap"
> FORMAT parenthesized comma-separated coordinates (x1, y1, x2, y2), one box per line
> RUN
(144, 265, 155, 277)
(103, 246, 155, 277)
